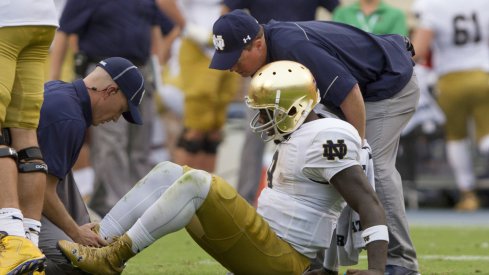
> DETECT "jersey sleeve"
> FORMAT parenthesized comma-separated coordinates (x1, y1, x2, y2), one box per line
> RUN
(302, 125, 362, 182)
(412, 0, 437, 30)
(38, 120, 86, 180)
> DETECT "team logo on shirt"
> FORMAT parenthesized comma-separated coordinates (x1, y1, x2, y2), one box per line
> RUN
(213, 35, 225, 51)
(323, 139, 347, 160)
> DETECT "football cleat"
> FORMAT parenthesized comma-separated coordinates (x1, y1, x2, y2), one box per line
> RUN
(455, 191, 480, 212)
(58, 233, 135, 275)
(0, 232, 46, 275)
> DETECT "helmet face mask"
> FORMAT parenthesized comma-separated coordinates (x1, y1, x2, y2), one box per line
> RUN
(245, 61, 319, 142)
(249, 107, 289, 142)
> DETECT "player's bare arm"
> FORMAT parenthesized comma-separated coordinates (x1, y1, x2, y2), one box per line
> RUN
(340, 84, 366, 141)
(330, 165, 388, 275)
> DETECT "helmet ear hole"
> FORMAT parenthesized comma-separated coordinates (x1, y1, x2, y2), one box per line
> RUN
(288, 106, 297, 116)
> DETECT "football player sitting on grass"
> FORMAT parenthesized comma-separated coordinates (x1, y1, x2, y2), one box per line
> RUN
(58, 61, 388, 275)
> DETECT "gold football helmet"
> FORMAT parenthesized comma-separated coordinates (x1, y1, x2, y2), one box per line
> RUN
(245, 60, 320, 142)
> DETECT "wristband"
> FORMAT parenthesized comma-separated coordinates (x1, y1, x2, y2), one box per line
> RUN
(361, 225, 389, 245)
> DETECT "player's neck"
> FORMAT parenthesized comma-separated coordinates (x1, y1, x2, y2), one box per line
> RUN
(304, 111, 319, 124)
(360, 0, 380, 16)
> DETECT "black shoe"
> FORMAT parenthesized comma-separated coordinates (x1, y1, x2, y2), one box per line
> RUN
(385, 265, 420, 275)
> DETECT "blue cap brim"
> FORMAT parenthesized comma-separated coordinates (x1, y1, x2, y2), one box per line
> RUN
(209, 49, 242, 70)
(122, 103, 143, 125)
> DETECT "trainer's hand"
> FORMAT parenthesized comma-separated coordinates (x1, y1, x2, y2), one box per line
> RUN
(345, 269, 383, 275)
(183, 23, 211, 46)
(73, 222, 108, 247)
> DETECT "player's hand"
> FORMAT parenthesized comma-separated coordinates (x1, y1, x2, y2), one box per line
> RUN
(345, 269, 383, 275)
(73, 222, 108, 247)
(183, 23, 211, 46)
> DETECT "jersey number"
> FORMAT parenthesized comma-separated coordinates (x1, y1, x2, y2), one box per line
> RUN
(453, 13, 481, 46)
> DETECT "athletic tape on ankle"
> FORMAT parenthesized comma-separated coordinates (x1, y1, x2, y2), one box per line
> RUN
(361, 225, 389, 245)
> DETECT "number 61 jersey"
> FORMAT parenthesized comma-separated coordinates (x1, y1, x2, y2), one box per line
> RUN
(413, 0, 489, 77)
(257, 117, 363, 259)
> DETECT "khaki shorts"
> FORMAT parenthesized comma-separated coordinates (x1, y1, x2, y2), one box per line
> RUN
(185, 174, 310, 275)
(437, 70, 489, 141)
(0, 25, 55, 128)
(178, 39, 240, 131)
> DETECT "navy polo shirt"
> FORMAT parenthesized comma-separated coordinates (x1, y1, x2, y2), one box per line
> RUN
(263, 20, 414, 107)
(59, 0, 158, 64)
(38, 80, 92, 180)
(157, 11, 175, 36)
(223, 0, 339, 23)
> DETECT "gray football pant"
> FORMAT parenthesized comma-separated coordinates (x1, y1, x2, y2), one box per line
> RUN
(365, 73, 420, 271)
(39, 171, 90, 275)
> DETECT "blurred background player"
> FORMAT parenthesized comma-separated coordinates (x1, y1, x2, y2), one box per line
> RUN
(0, 0, 57, 274)
(157, 0, 241, 173)
(411, 0, 489, 211)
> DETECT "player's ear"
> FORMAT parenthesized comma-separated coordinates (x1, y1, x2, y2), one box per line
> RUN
(108, 85, 119, 96)
(255, 36, 267, 53)
(254, 38, 262, 50)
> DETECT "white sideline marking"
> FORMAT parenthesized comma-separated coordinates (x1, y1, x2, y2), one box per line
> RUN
(420, 255, 489, 261)
(359, 255, 489, 261)
(199, 255, 489, 266)
(197, 259, 220, 265)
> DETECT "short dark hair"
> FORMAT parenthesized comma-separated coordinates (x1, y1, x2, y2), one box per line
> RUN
(244, 26, 264, 51)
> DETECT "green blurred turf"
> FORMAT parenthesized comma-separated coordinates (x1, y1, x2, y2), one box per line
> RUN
(123, 226, 489, 275)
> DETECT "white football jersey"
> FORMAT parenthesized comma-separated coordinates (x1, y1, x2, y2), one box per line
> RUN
(257, 118, 362, 259)
(178, 0, 221, 55)
(413, 0, 489, 76)
(0, 0, 58, 27)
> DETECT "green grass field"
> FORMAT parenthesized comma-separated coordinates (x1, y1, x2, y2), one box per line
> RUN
(122, 226, 489, 275)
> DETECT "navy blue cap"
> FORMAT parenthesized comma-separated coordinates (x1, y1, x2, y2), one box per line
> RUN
(210, 10, 260, 70)
(97, 57, 145, 125)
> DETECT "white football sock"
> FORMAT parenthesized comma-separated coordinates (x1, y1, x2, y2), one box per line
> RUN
(0, 208, 26, 237)
(126, 219, 155, 253)
(478, 135, 489, 155)
(23, 218, 41, 246)
(99, 161, 184, 243)
(127, 169, 211, 253)
(446, 139, 475, 191)
(99, 214, 125, 244)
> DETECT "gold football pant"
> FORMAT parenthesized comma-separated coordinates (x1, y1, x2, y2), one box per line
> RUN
(186, 175, 310, 275)
(178, 38, 240, 131)
(437, 70, 489, 141)
(0, 25, 55, 128)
